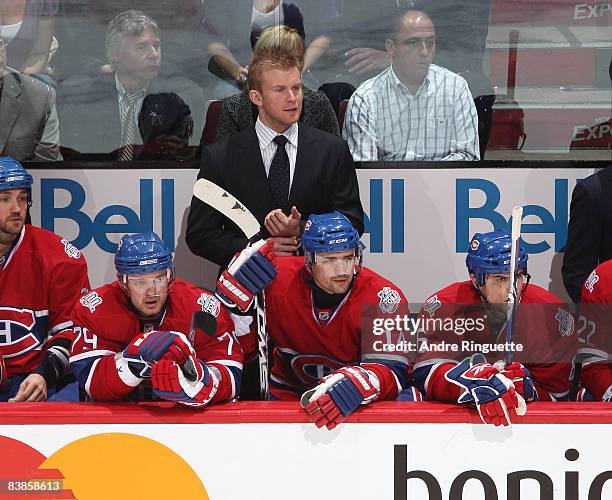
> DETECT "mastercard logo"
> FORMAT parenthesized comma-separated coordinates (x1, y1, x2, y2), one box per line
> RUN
(0, 433, 208, 499)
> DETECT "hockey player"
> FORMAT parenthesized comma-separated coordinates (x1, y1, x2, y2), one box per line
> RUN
(216, 212, 419, 430)
(0, 157, 90, 402)
(577, 260, 612, 402)
(413, 230, 576, 426)
(70, 231, 243, 406)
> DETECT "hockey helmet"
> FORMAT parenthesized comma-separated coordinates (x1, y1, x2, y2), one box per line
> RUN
(0, 156, 33, 204)
(466, 230, 528, 287)
(115, 231, 174, 285)
(302, 212, 363, 274)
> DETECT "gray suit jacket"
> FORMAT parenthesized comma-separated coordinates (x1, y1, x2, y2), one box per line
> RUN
(0, 68, 60, 161)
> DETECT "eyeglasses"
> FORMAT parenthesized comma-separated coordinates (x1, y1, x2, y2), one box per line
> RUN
(126, 274, 170, 290)
(0, 38, 8, 50)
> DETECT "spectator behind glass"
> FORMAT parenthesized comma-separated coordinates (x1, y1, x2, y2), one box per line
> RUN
(295, 0, 402, 89)
(57, 10, 204, 160)
(0, 0, 58, 83)
(138, 92, 194, 160)
(203, 0, 327, 97)
(343, 10, 479, 162)
(53, 1, 205, 82)
(215, 25, 339, 141)
(0, 36, 60, 160)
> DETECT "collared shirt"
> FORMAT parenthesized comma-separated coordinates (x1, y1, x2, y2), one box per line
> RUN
(255, 117, 299, 189)
(343, 64, 480, 161)
(115, 74, 147, 136)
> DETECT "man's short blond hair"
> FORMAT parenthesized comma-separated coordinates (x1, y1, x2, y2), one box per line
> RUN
(247, 47, 301, 92)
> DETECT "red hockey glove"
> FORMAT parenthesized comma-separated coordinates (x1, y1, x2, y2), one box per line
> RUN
(300, 366, 380, 430)
(151, 358, 219, 407)
(445, 354, 526, 426)
(495, 361, 538, 402)
(216, 239, 277, 312)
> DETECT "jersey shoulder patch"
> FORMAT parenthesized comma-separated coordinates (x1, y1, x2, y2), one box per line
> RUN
(377, 286, 401, 313)
(197, 292, 221, 318)
(584, 270, 600, 294)
(60, 238, 82, 259)
(555, 307, 575, 337)
(423, 294, 442, 317)
(80, 291, 103, 313)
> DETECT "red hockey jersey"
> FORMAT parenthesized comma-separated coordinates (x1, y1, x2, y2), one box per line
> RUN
(245, 257, 410, 401)
(414, 281, 576, 402)
(579, 261, 612, 400)
(0, 225, 90, 376)
(70, 279, 243, 403)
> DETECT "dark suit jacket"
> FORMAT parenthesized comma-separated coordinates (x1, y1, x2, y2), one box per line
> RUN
(562, 166, 612, 303)
(0, 68, 59, 161)
(186, 123, 364, 268)
(57, 71, 204, 157)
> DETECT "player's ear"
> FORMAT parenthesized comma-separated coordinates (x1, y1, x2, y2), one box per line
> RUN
(469, 273, 479, 289)
(249, 89, 263, 107)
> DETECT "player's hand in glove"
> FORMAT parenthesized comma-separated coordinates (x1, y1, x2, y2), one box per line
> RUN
(495, 361, 537, 402)
(133, 330, 196, 365)
(216, 239, 277, 312)
(300, 366, 380, 430)
(445, 354, 526, 426)
(151, 356, 219, 407)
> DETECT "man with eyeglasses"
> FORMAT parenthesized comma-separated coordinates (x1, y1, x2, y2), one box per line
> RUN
(413, 230, 577, 427)
(215, 212, 421, 430)
(0, 157, 89, 402)
(343, 9, 479, 161)
(69, 231, 244, 407)
(0, 37, 60, 161)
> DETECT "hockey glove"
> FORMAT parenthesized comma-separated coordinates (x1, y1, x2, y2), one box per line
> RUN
(134, 330, 196, 366)
(151, 358, 219, 407)
(445, 354, 526, 426)
(300, 366, 380, 430)
(216, 239, 277, 312)
(495, 361, 537, 402)
(118, 331, 158, 380)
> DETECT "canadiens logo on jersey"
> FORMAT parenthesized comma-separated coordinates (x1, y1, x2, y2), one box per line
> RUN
(197, 293, 221, 318)
(0, 307, 43, 359)
(377, 287, 401, 313)
(585, 270, 600, 294)
(80, 292, 103, 313)
(61, 239, 81, 259)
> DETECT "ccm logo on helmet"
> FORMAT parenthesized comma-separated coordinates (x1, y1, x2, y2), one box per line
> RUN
(329, 238, 348, 244)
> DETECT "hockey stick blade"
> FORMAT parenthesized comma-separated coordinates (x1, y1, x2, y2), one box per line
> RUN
(193, 178, 261, 239)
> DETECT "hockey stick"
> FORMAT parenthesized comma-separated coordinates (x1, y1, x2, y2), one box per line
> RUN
(506, 205, 523, 364)
(192, 178, 269, 400)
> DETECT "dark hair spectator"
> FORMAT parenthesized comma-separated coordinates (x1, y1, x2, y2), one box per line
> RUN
(138, 92, 194, 160)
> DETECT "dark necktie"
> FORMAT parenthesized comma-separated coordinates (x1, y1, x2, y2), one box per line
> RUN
(268, 135, 290, 208)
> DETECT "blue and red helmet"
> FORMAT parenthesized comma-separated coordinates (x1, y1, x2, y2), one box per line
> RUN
(115, 231, 174, 280)
(0, 156, 33, 204)
(302, 212, 363, 273)
(466, 230, 528, 287)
